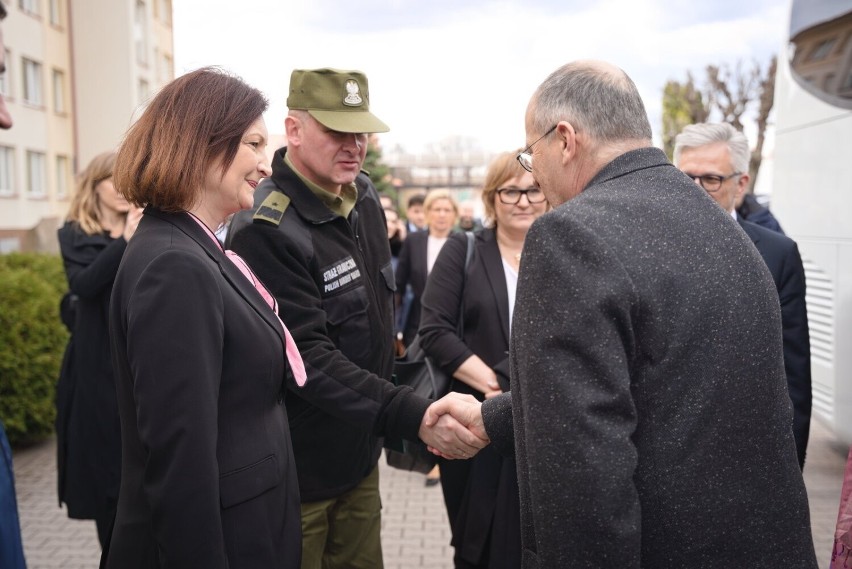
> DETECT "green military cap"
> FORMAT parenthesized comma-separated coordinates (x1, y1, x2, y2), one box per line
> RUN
(287, 68, 390, 134)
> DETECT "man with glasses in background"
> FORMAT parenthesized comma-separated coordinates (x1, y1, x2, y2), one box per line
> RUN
(675, 122, 812, 469)
(0, 2, 28, 568)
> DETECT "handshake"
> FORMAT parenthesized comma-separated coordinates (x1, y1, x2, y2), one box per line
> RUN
(417, 393, 490, 460)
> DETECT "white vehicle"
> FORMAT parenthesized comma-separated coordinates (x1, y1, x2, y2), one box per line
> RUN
(771, 1, 852, 445)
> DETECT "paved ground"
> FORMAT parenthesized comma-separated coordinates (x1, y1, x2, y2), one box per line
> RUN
(12, 418, 847, 568)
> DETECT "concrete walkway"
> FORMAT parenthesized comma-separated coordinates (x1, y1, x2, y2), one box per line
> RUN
(12, 418, 847, 568)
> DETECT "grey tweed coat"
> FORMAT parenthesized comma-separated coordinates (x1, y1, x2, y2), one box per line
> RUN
(482, 147, 817, 568)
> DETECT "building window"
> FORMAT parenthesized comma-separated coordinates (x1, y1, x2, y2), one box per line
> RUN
(18, 0, 41, 16)
(49, 0, 62, 26)
(809, 39, 836, 61)
(0, 50, 10, 98)
(22, 58, 43, 106)
(56, 155, 69, 198)
(161, 53, 173, 83)
(26, 151, 47, 197)
(135, 0, 149, 66)
(52, 68, 66, 113)
(160, 0, 172, 26)
(0, 146, 15, 196)
(138, 78, 150, 106)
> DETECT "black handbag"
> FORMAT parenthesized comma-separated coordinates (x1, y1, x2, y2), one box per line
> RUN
(385, 232, 474, 473)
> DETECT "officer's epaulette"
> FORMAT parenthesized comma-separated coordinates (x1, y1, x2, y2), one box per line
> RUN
(360, 168, 371, 178)
(253, 192, 291, 226)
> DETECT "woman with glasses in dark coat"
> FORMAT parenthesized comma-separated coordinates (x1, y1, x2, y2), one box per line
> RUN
(419, 151, 549, 568)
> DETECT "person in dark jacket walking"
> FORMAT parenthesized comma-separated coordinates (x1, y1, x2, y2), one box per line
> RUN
(227, 68, 487, 569)
(56, 151, 143, 548)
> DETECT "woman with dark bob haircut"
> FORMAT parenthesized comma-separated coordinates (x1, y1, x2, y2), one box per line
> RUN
(104, 67, 307, 569)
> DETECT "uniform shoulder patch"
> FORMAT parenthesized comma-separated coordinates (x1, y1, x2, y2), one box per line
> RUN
(253, 192, 291, 226)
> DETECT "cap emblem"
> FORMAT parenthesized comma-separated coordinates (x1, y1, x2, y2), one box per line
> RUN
(343, 80, 363, 107)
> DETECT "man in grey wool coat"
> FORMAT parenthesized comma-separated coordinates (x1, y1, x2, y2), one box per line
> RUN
(427, 59, 817, 568)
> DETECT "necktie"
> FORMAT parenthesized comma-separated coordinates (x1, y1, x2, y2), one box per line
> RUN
(225, 250, 308, 387)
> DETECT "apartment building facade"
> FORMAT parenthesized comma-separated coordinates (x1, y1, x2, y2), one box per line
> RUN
(0, 0, 174, 253)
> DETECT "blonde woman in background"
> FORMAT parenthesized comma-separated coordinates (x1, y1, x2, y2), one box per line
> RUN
(395, 189, 460, 485)
(395, 189, 459, 347)
(55, 151, 143, 549)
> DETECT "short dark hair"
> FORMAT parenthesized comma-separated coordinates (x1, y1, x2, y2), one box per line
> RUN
(0, 2, 7, 20)
(115, 67, 268, 211)
(407, 194, 425, 209)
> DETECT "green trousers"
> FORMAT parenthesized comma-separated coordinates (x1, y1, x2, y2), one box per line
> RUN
(300, 465, 383, 569)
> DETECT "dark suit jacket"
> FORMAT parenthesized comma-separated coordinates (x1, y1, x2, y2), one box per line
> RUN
(106, 209, 301, 569)
(738, 219, 811, 467)
(738, 193, 784, 234)
(482, 147, 816, 568)
(419, 229, 520, 567)
(395, 230, 431, 345)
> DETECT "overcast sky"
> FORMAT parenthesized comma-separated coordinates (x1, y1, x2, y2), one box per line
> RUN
(172, 0, 791, 155)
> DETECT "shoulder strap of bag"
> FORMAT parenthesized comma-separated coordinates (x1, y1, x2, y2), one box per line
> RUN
(464, 231, 474, 271)
(457, 231, 474, 336)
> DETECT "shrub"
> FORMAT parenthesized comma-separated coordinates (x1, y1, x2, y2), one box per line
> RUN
(0, 252, 68, 296)
(0, 254, 68, 445)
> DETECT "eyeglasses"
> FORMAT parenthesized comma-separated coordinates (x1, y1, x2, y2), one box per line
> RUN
(517, 124, 558, 172)
(683, 172, 741, 192)
(496, 187, 547, 205)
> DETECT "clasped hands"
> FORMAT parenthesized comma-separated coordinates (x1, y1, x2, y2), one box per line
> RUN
(418, 392, 489, 460)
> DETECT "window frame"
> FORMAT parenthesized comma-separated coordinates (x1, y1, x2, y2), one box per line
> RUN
(22, 57, 44, 107)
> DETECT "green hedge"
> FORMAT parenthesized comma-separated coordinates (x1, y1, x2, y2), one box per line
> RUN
(0, 253, 68, 445)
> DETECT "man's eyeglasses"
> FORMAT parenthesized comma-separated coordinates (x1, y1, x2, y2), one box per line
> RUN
(517, 124, 558, 172)
(683, 172, 741, 192)
(497, 187, 547, 205)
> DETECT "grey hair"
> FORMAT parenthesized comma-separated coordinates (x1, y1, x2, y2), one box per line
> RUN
(673, 123, 750, 174)
(531, 61, 652, 144)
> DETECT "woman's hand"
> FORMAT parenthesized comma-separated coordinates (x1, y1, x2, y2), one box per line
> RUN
(453, 355, 503, 399)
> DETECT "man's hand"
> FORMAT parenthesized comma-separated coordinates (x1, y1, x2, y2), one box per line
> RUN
(419, 393, 489, 459)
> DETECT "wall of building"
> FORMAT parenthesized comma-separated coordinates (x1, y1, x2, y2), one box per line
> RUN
(0, 0, 173, 253)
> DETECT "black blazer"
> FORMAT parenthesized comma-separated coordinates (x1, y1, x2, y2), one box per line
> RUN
(395, 230, 431, 345)
(420, 229, 510, 383)
(482, 148, 816, 568)
(106, 209, 301, 569)
(419, 228, 521, 567)
(738, 218, 811, 467)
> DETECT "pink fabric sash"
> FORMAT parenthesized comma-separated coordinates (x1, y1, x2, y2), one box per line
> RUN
(189, 214, 307, 386)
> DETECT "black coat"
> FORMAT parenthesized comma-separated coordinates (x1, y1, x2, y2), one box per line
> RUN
(482, 147, 817, 568)
(395, 230, 430, 346)
(738, 219, 812, 467)
(227, 149, 430, 502)
(106, 209, 301, 569)
(419, 228, 521, 568)
(56, 222, 125, 520)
